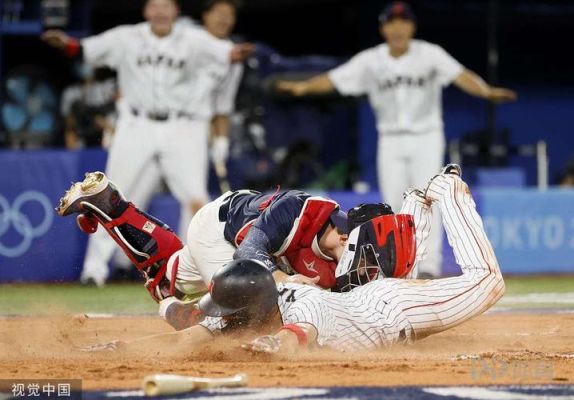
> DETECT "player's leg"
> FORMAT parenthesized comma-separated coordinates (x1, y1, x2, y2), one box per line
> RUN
(378, 135, 409, 212)
(57, 171, 183, 301)
(160, 119, 210, 237)
(410, 130, 446, 278)
(398, 188, 432, 278)
(184, 192, 236, 283)
(81, 115, 158, 285)
(110, 162, 162, 271)
(383, 166, 504, 340)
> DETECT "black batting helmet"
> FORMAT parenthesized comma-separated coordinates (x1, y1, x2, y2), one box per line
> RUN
(198, 259, 279, 325)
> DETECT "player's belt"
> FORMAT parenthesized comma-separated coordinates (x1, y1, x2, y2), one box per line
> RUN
(130, 107, 196, 122)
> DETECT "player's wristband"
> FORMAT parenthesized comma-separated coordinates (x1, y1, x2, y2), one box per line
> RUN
(65, 38, 81, 58)
(280, 324, 308, 347)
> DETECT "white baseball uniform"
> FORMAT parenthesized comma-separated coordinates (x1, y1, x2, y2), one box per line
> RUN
(80, 22, 236, 284)
(328, 39, 464, 277)
(200, 173, 505, 350)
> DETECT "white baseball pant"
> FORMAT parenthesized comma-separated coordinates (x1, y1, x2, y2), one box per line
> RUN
(378, 129, 445, 277)
(165, 191, 237, 298)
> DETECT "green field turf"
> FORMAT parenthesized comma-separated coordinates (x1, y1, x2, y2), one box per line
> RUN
(0, 275, 573, 315)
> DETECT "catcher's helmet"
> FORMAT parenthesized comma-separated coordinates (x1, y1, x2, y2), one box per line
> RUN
(335, 214, 416, 292)
(347, 202, 394, 232)
(198, 259, 279, 325)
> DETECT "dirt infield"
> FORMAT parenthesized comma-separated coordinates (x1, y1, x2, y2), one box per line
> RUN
(0, 312, 572, 390)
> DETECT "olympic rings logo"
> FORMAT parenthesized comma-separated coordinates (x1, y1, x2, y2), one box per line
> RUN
(0, 191, 53, 258)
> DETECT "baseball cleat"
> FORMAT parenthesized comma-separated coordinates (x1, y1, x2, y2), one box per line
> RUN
(424, 164, 464, 202)
(440, 163, 462, 177)
(56, 171, 123, 217)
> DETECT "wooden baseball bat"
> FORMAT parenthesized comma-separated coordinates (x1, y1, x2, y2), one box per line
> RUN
(142, 373, 247, 396)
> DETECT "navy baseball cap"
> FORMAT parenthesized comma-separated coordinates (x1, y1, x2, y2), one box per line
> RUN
(330, 209, 349, 235)
(379, 2, 416, 24)
(316, 208, 349, 241)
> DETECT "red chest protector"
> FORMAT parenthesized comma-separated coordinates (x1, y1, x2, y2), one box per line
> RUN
(282, 248, 338, 288)
(275, 197, 339, 288)
(235, 197, 340, 289)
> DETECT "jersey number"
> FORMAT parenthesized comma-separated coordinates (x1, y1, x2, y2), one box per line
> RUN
(279, 288, 296, 303)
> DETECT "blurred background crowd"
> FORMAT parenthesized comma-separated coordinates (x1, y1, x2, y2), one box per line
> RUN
(1, 0, 574, 283)
(3, 0, 573, 188)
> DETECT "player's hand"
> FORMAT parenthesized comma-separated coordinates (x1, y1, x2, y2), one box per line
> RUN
(286, 274, 320, 287)
(241, 335, 281, 354)
(486, 87, 517, 103)
(230, 43, 255, 62)
(41, 29, 70, 49)
(78, 340, 127, 353)
(211, 135, 230, 165)
(276, 81, 308, 97)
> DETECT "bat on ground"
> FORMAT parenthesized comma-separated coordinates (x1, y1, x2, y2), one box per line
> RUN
(142, 373, 247, 396)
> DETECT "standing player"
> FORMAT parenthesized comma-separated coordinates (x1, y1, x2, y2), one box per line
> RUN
(278, 1, 516, 278)
(80, 164, 505, 352)
(43, 0, 252, 286)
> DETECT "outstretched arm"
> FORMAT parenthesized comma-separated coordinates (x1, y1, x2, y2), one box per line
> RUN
(454, 69, 517, 103)
(42, 29, 82, 57)
(81, 324, 214, 353)
(276, 74, 336, 97)
(242, 323, 318, 354)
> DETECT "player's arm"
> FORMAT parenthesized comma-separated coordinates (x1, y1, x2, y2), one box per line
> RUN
(41, 29, 82, 58)
(276, 74, 336, 97)
(80, 324, 214, 353)
(194, 29, 253, 64)
(242, 323, 319, 354)
(210, 115, 231, 176)
(234, 194, 321, 286)
(234, 226, 320, 286)
(211, 115, 230, 138)
(278, 50, 371, 98)
(210, 64, 243, 167)
(42, 27, 123, 68)
(453, 69, 517, 103)
(130, 324, 213, 348)
(230, 43, 255, 63)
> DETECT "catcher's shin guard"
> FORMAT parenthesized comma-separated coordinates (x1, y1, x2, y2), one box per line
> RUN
(57, 171, 183, 300)
(83, 201, 183, 301)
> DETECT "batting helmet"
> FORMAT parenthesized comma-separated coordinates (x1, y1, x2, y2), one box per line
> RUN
(335, 214, 416, 292)
(198, 259, 279, 325)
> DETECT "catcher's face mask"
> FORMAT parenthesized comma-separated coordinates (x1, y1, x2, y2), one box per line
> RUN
(335, 214, 416, 292)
